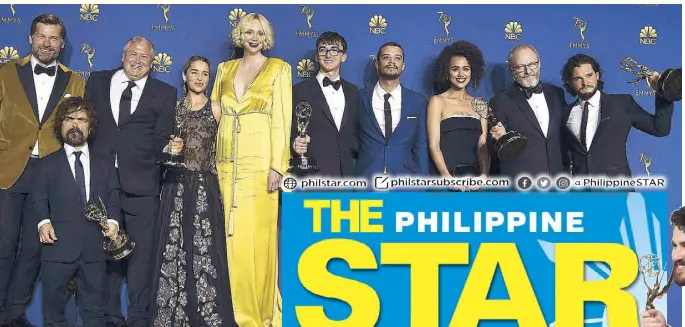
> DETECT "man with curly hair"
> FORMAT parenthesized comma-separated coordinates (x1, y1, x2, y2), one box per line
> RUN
(560, 53, 673, 178)
(639, 206, 685, 327)
(489, 44, 569, 180)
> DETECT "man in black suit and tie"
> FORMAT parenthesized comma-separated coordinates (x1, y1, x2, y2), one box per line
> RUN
(0, 14, 86, 327)
(33, 97, 121, 327)
(85, 36, 176, 327)
(291, 31, 360, 179)
(560, 53, 673, 177)
(489, 44, 568, 180)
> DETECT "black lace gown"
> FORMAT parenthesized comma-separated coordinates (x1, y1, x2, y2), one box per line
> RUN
(150, 101, 238, 327)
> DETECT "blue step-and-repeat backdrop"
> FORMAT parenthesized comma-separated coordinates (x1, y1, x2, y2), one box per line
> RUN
(0, 3, 681, 326)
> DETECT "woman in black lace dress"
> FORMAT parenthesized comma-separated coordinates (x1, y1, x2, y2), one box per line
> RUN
(150, 56, 238, 327)
(427, 41, 490, 191)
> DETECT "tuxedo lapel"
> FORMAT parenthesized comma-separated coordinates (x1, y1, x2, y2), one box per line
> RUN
(41, 68, 70, 126)
(588, 92, 612, 150)
(508, 86, 544, 136)
(16, 62, 39, 122)
(306, 78, 335, 128)
(362, 88, 383, 138)
(390, 86, 408, 141)
(102, 70, 116, 126)
(340, 80, 354, 129)
(542, 85, 559, 138)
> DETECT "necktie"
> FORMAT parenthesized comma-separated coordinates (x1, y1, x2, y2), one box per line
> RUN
(34, 65, 56, 76)
(384, 93, 392, 141)
(521, 83, 543, 99)
(74, 151, 87, 204)
(119, 81, 136, 126)
(580, 102, 589, 149)
(322, 76, 342, 91)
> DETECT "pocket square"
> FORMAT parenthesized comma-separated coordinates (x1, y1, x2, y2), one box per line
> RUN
(407, 116, 417, 119)
(63, 93, 72, 98)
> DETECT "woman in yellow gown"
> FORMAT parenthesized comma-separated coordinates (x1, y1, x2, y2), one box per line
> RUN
(210, 13, 291, 327)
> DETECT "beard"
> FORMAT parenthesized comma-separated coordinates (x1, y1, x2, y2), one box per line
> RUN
(515, 74, 539, 88)
(64, 127, 86, 147)
(577, 84, 598, 100)
(32, 46, 59, 66)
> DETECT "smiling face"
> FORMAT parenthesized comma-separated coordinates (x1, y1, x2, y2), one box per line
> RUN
(122, 40, 153, 81)
(184, 60, 210, 94)
(509, 47, 540, 88)
(376, 45, 405, 80)
(448, 55, 471, 89)
(29, 22, 64, 66)
(242, 18, 266, 55)
(316, 41, 346, 75)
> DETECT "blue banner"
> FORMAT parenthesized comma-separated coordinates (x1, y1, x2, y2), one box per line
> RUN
(282, 192, 673, 327)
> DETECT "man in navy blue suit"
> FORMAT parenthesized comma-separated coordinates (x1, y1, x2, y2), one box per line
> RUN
(32, 96, 121, 327)
(356, 42, 429, 183)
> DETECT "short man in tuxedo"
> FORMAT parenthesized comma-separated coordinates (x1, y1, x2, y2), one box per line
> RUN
(0, 14, 85, 327)
(489, 44, 568, 179)
(33, 97, 121, 327)
(640, 206, 685, 327)
(291, 31, 360, 178)
(85, 36, 176, 327)
(560, 54, 673, 177)
(356, 42, 429, 180)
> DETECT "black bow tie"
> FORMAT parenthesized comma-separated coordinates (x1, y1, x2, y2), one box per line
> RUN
(323, 77, 342, 91)
(521, 83, 543, 99)
(34, 65, 56, 77)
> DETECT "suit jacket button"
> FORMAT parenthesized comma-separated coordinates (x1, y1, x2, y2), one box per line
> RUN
(336, 153, 340, 157)
(117, 128, 121, 132)
(587, 154, 592, 158)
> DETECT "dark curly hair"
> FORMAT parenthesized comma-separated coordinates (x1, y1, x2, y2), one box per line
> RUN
(433, 40, 485, 94)
(560, 53, 604, 97)
(54, 96, 98, 144)
(671, 206, 685, 232)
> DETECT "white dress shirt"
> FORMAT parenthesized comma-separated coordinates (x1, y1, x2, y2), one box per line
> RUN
(567, 91, 601, 149)
(38, 144, 118, 231)
(527, 92, 550, 138)
(372, 82, 402, 137)
(316, 72, 346, 130)
(109, 69, 148, 126)
(30, 56, 57, 156)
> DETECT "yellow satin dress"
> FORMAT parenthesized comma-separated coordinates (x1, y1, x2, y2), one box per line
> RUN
(211, 57, 291, 327)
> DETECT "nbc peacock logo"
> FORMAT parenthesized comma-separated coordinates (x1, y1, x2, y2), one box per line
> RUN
(229, 8, 246, 28)
(296, 59, 315, 79)
(0, 46, 19, 63)
(369, 15, 387, 35)
(152, 53, 172, 73)
(639, 26, 657, 45)
(79, 4, 99, 22)
(152, 4, 173, 31)
(505, 21, 523, 40)
(2, 4, 20, 24)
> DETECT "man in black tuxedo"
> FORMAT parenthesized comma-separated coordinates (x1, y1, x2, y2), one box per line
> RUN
(33, 97, 121, 327)
(85, 36, 176, 327)
(560, 54, 673, 177)
(489, 44, 569, 179)
(291, 31, 360, 179)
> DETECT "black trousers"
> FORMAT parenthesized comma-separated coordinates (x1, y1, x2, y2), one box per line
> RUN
(103, 192, 159, 327)
(0, 158, 42, 323)
(41, 258, 105, 327)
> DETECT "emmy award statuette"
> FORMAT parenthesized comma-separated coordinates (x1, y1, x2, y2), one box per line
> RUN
(620, 57, 682, 102)
(288, 101, 319, 174)
(638, 253, 675, 310)
(83, 197, 135, 261)
(472, 97, 527, 161)
(158, 108, 186, 168)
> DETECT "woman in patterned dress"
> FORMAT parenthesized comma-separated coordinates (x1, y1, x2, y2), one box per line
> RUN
(210, 13, 291, 327)
(150, 56, 238, 327)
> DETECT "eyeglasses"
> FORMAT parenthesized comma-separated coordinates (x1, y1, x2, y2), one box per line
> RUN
(511, 60, 539, 73)
(317, 47, 343, 56)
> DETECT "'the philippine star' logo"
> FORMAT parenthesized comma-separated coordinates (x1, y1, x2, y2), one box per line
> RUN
(152, 4, 173, 31)
(79, 4, 99, 22)
(0, 46, 19, 63)
(369, 15, 387, 35)
(433, 12, 454, 44)
(2, 4, 21, 24)
(569, 16, 590, 49)
(639, 26, 657, 45)
(296, 59, 315, 79)
(229, 8, 246, 29)
(152, 53, 172, 73)
(295, 5, 316, 38)
(505, 21, 523, 40)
